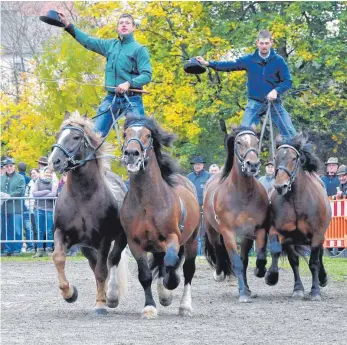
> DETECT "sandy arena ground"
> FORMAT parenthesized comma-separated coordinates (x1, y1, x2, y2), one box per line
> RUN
(1, 258, 346, 345)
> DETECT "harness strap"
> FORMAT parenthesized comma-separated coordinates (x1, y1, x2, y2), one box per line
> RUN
(178, 197, 186, 232)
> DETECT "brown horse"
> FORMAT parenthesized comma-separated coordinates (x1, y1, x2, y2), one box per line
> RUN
(49, 112, 128, 314)
(121, 117, 200, 319)
(267, 133, 332, 300)
(203, 126, 270, 302)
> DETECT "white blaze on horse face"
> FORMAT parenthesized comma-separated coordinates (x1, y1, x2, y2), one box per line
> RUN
(130, 126, 143, 133)
(49, 129, 71, 164)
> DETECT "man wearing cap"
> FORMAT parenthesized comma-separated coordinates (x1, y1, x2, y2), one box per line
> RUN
(195, 30, 296, 139)
(321, 157, 340, 197)
(58, 12, 152, 138)
(259, 161, 275, 195)
(0, 158, 25, 255)
(187, 156, 210, 255)
(334, 164, 347, 200)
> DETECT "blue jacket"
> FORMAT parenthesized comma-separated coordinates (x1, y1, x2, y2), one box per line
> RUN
(186, 170, 211, 205)
(321, 175, 340, 197)
(209, 49, 292, 102)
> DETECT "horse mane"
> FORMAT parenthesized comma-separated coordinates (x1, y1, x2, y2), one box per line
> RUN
(221, 126, 256, 181)
(124, 116, 180, 187)
(279, 132, 321, 173)
(60, 111, 113, 172)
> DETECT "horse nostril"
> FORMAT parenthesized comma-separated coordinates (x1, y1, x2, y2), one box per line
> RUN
(53, 158, 60, 166)
(124, 150, 129, 156)
(133, 150, 140, 157)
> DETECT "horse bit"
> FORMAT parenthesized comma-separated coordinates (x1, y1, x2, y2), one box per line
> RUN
(52, 126, 100, 172)
(234, 130, 260, 172)
(122, 124, 153, 171)
(275, 144, 301, 191)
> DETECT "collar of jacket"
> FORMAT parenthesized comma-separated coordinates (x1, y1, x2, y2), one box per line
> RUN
(118, 32, 135, 44)
(194, 170, 206, 177)
(252, 48, 276, 63)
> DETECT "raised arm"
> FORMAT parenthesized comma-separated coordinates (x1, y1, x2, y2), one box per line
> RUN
(196, 55, 247, 72)
(58, 12, 113, 57)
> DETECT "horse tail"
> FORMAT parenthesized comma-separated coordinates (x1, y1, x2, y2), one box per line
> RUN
(116, 248, 129, 299)
(204, 234, 234, 277)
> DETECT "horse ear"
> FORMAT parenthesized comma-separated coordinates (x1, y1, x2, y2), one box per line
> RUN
(83, 111, 88, 119)
(230, 123, 238, 131)
(219, 119, 227, 134)
(64, 111, 70, 120)
(251, 124, 257, 133)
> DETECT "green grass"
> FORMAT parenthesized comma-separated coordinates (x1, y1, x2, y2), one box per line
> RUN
(1, 253, 346, 281)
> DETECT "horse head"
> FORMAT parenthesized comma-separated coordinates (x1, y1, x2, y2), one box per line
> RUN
(274, 133, 320, 196)
(49, 111, 102, 173)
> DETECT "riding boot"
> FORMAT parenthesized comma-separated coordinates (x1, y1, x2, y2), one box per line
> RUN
(32, 248, 47, 258)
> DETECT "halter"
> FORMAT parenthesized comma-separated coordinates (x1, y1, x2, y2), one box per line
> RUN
(122, 124, 153, 171)
(234, 130, 259, 173)
(275, 144, 301, 191)
(52, 125, 101, 172)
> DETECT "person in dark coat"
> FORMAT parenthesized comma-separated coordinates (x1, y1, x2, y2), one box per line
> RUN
(321, 157, 340, 197)
(187, 156, 210, 255)
(334, 164, 347, 199)
(196, 30, 296, 139)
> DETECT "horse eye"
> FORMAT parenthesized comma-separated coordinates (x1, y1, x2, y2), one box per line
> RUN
(146, 134, 151, 139)
(73, 136, 80, 141)
(237, 141, 241, 145)
(292, 157, 296, 161)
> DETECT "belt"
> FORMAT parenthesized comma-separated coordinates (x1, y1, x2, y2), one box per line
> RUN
(108, 90, 142, 97)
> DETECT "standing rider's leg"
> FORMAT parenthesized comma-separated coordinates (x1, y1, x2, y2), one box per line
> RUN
(241, 99, 263, 127)
(270, 101, 296, 140)
(93, 93, 118, 137)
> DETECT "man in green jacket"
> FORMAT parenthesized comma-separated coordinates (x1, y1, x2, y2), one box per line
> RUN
(1, 158, 25, 255)
(58, 12, 152, 137)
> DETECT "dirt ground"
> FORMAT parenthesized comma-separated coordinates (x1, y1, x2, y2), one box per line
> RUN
(1, 258, 346, 345)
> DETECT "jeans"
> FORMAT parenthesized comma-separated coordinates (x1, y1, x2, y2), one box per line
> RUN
(34, 208, 53, 250)
(242, 98, 296, 139)
(23, 211, 34, 250)
(1, 211, 23, 254)
(94, 92, 145, 137)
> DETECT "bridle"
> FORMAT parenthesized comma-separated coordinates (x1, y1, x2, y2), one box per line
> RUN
(234, 130, 260, 173)
(275, 144, 301, 191)
(122, 124, 153, 171)
(52, 126, 100, 172)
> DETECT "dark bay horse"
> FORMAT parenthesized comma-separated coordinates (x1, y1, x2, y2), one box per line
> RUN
(48, 111, 129, 313)
(121, 117, 200, 319)
(267, 134, 332, 300)
(203, 126, 270, 302)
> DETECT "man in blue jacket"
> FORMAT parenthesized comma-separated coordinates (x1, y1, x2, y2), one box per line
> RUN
(187, 156, 211, 255)
(58, 12, 152, 137)
(321, 157, 340, 197)
(196, 30, 296, 139)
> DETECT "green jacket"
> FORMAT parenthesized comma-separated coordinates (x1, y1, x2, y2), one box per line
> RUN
(1, 172, 25, 214)
(66, 25, 152, 92)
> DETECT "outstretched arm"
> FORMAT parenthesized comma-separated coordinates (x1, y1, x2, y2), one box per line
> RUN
(196, 56, 246, 72)
(58, 12, 112, 57)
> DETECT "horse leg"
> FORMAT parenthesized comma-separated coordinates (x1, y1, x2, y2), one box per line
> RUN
(221, 228, 251, 303)
(284, 244, 304, 299)
(240, 238, 254, 296)
(309, 244, 323, 301)
(128, 240, 157, 319)
(106, 234, 128, 308)
(179, 235, 198, 317)
(265, 228, 282, 286)
(163, 234, 182, 290)
(254, 228, 268, 278)
(154, 252, 173, 307)
(206, 226, 227, 282)
(52, 229, 78, 302)
(93, 238, 112, 314)
(318, 246, 328, 288)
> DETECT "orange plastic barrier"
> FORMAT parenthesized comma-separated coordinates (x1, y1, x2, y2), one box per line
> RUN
(324, 199, 347, 248)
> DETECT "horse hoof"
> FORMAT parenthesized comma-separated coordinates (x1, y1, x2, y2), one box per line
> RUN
(292, 290, 305, 299)
(163, 272, 180, 290)
(179, 305, 193, 317)
(239, 295, 252, 303)
(265, 271, 279, 286)
(159, 294, 173, 307)
(142, 306, 158, 319)
(319, 276, 328, 287)
(94, 307, 108, 315)
(64, 285, 78, 303)
(310, 293, 322, 301)
(254, 266, 267, 278)
(213, 271, 225, 282)
(106, 298, 119, 308)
